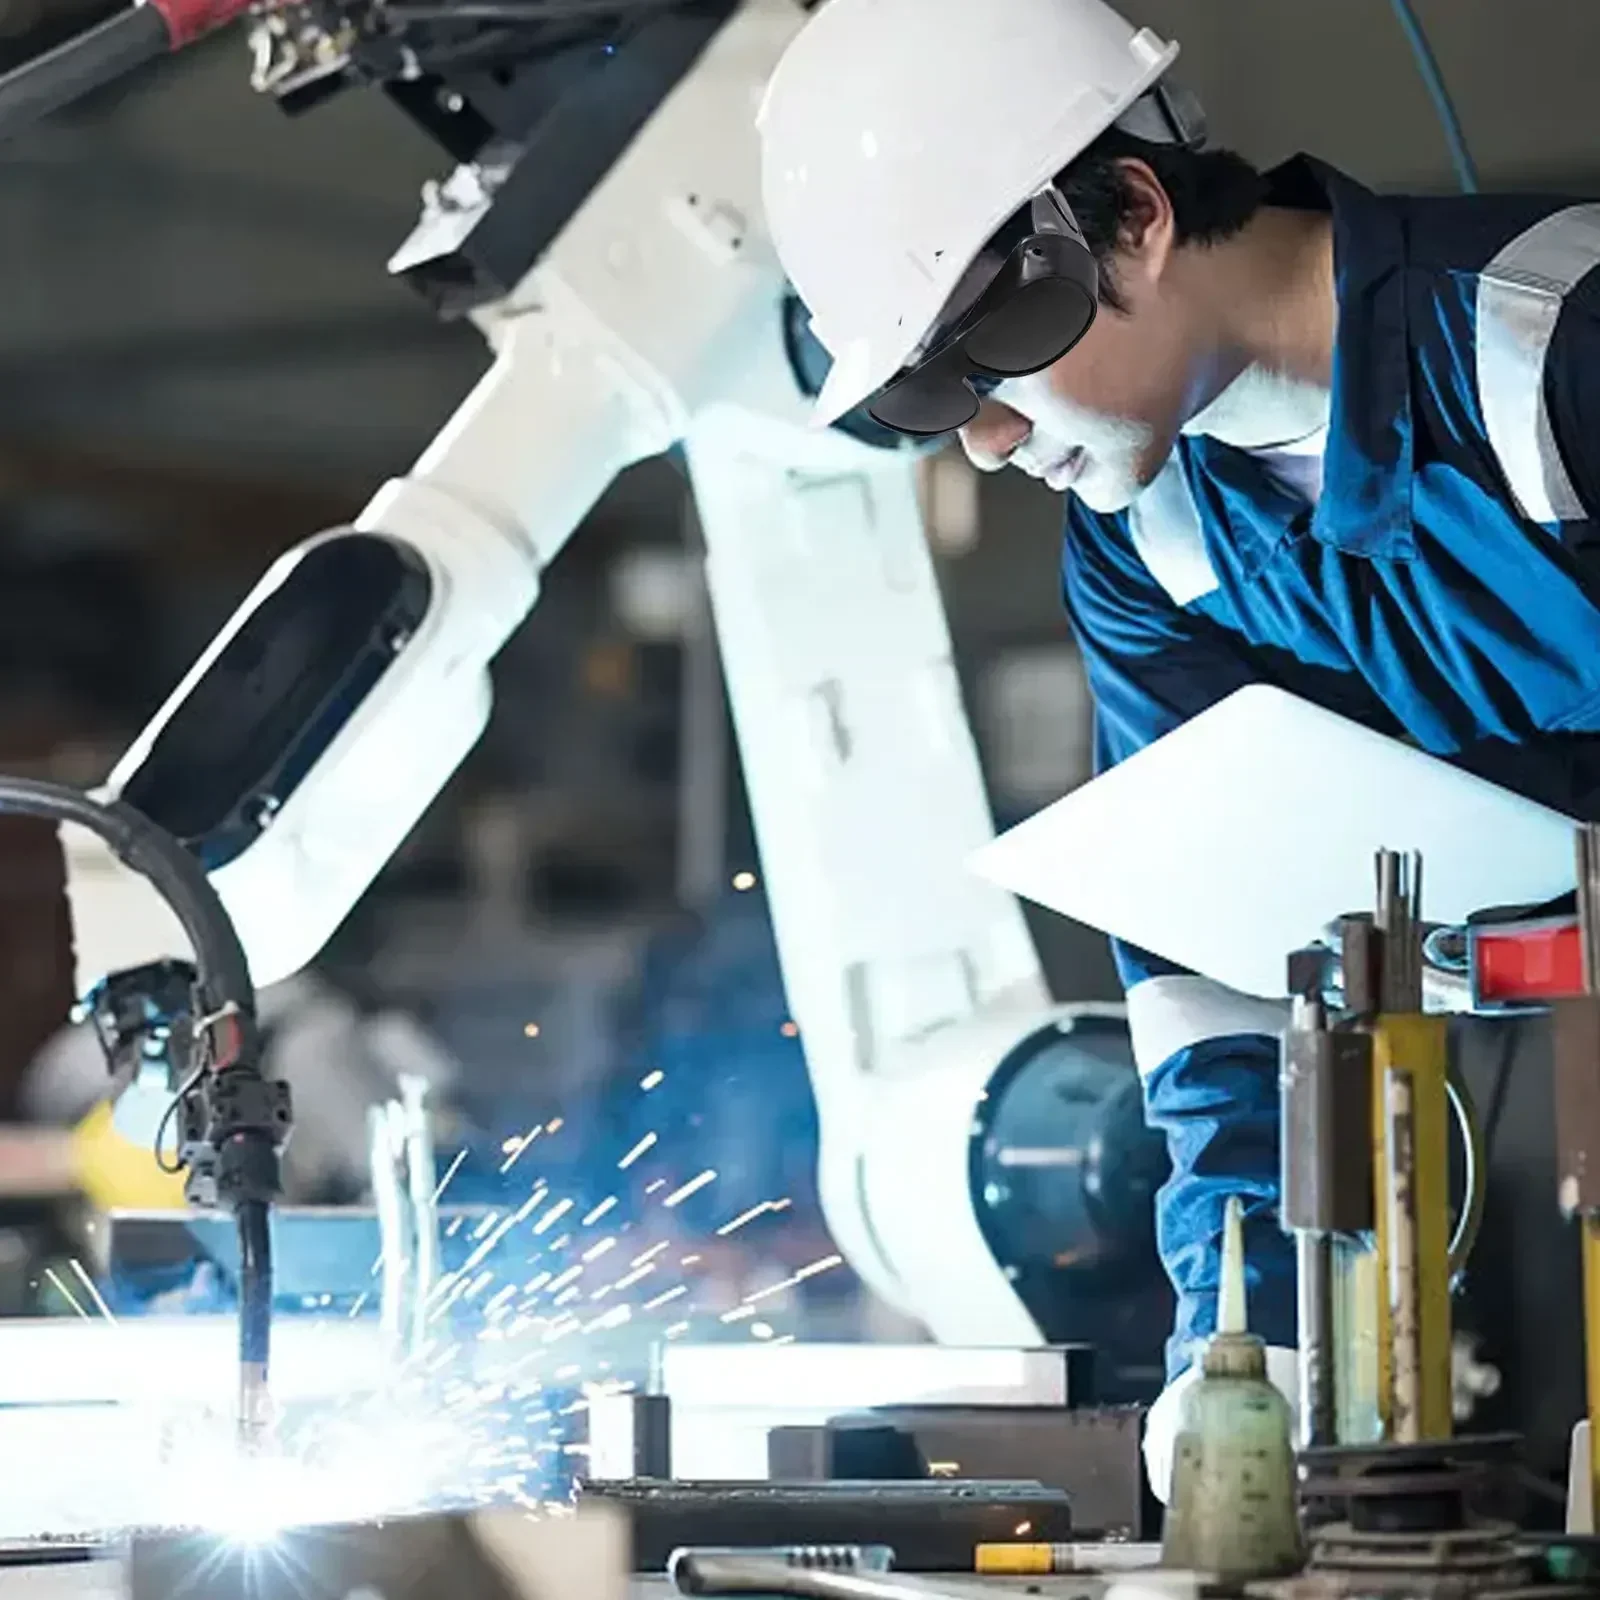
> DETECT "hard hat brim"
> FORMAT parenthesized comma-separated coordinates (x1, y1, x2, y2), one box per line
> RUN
(808, 325, 924, 430)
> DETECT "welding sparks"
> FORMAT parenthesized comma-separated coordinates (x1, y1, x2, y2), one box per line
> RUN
(499, 1127, 541, 1174)
(533, 1198, 575, 1236)
(432, 1148, 469, 1203)
(610, 1261, 657, 1294)
(715, 1197, 790, 1237)
(524, 1023, 542, 1038)
(732, 871, 757, 891)
(663, 1169, 717, 1209)
(631, 1242, 669, 1268)
(618, 1133, 657, 1170)
(583, 1197, 618, 1225)
(581, 1237, 617, 1264)
(643, 1284, 687, 1311)
(43, 1266, 88, 1319)
(640, 1070, 664, 1091)
(741, 1253, 843, 1307)
(68, 1258, 116, 1322)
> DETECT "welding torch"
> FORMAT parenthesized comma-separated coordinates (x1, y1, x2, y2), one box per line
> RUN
(0, 776, 287, 1446)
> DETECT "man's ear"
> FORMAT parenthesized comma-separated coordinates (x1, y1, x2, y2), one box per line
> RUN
(1111, 157, 1177, 285)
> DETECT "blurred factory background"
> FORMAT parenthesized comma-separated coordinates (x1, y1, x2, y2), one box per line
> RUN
(0, 0, 1593, 1433)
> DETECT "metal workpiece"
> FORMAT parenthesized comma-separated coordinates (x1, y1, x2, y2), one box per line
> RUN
(669, 1548, 896, 1598)
(1281, 1000, 1374, 1234)
(590, 1394, 674, 1483)
(127, 1503, 630, 1600)
(766, 1405, 1149, 1542)
(1282, 973, 1374, 1454)
(1578, 824, 1600, 996)
(367, 1076, 439, 1361)
(575, 1480, 1073, 1574)
(1560, 825, 1600, 1219)
(1340, 915, 1382, 1019)
(1375, 850, 1425, 1014)
(1552, 997, 1600, 1218)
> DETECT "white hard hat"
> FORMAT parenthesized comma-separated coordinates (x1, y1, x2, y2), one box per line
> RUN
(758, 0, 1180, 426)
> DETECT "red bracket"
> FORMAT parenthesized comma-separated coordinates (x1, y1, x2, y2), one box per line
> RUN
(145, 0, 255, 50)
(1470, 917, 1585, 1007)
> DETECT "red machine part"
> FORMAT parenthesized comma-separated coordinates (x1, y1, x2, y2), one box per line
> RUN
(146, 0, 257, 50)
(1471, 916, 1585, 1006)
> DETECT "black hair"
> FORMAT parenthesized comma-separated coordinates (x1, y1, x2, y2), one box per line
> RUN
(1056, 129, 1269, 311)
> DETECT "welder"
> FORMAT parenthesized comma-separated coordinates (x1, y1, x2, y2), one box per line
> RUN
(757, 0, 1600, 1499)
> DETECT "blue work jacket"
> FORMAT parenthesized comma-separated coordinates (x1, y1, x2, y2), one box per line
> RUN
(1059, 156, 1600, 1378)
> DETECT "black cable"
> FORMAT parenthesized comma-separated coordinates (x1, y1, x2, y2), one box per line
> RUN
(0, 777, 273, 1434)
(1481, 1019, 1518, 1167)
(1387, 0, 1479, 195)
(0, 6, 169, 144)
(0, 777, 255, 1031)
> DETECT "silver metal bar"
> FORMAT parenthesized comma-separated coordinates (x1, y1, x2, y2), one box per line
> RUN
(1296, 1230, 1336, 1449)
(1578, 826, 1600, 996)
(401, 1076, 439, 1354)
(368, 1101, 408, 1358)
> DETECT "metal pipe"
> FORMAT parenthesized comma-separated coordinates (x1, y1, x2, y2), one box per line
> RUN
(1296, 1229, 1337, 1449)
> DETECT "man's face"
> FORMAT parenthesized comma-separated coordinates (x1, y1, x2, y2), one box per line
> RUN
(956, 162, 1199, 514)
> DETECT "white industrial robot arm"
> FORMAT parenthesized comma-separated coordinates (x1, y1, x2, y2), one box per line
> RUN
(76, 0, 1085, 1345)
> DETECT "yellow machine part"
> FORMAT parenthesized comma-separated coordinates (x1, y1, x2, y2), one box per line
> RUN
(1584, 1216, 1600, 1530)
(70, 1101, 187, 1212)
(1370, 1012, 1453, 1443)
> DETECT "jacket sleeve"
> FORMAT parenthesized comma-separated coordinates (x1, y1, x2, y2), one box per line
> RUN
(1061, 498, 1297, 1376)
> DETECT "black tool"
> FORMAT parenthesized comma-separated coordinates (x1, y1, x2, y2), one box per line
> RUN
(670, 1546, 895, 1596)
(576, 1479, 1071, 1573)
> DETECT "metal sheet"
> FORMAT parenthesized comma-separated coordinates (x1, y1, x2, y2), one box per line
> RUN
(661, 1346, 1078, 1481)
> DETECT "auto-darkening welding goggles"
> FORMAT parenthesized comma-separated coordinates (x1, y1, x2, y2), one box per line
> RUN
(863, 185, 1100, 438)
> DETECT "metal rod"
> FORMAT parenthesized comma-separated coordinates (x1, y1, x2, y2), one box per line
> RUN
(1385, 1067, 1423, 1442)
(1297, 1229, 1337, 1448)
(368, 1103, 408, 1358)
(402, 1077, 439, 1355)
(1578, 826, 1600, 995)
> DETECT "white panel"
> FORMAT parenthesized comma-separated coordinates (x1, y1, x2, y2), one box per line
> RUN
(972, 685, 1579, 999)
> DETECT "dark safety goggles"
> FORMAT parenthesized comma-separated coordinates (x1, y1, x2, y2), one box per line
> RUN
(866, 186, 1099, 438)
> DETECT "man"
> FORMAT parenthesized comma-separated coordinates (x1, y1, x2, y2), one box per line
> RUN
(757, 0, 1600, 1496)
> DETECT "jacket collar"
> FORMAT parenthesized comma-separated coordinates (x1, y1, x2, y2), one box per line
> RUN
(1256, 156, 1417, 554)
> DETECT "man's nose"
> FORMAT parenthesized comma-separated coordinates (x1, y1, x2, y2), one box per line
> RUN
(959, 399, 1032, 472)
